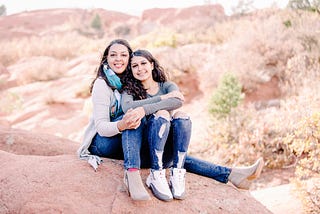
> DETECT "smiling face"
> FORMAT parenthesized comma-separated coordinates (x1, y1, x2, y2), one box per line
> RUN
(130, 55, 154, 83)
(106, 43, 130, 74)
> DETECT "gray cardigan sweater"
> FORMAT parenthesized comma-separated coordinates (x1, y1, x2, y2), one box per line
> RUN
(77, 78, 121, 170)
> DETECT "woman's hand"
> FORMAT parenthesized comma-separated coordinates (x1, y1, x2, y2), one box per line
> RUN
(117, 108, 145, 131)
(160, 90, 185, 101)
(130, 107, 145, 121)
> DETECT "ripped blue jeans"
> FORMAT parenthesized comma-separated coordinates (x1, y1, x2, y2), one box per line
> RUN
(145, 113, 231, 183)
(89, 115, 231, 183)
(146, 114, 192, 170)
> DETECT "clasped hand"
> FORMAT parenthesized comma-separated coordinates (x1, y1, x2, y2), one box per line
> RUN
(118, 107, 145, 131)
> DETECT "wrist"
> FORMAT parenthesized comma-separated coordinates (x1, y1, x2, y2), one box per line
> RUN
(139, 107, 146, 116)
(117, 120, 124, 132)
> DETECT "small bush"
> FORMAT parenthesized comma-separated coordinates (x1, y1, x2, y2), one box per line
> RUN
(209, 72, 244, 119)
(91, 14, 102, 30)
(283, 19, 292, 27)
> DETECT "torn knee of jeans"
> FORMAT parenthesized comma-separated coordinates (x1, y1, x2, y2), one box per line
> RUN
(154, 114, 170, 121)
(155, 149, 163, 168)
(173, 111, 189, 119)
(158, 123, 167, 138)
(177, 151, 187, 168)
(173, 115, 190, 120)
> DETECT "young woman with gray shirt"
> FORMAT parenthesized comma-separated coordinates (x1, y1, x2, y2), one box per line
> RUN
(121, 49, 264, 201)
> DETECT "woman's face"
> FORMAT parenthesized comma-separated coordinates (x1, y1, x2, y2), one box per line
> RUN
(107, 43, 130, 74)
(130, 56, 154, 82)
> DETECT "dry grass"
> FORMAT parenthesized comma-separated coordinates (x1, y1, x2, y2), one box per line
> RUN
(0, 32, 106, 66)
(0, 91, 23, 113)
(1, 8, 318, 165)
(11, 56, 67, 84)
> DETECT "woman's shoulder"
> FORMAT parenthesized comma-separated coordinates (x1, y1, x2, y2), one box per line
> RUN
(162, 81, 178, 88)
(94, 77, 105, 83)
(93, 77, 107, 87)
(92, 77, 112, 93)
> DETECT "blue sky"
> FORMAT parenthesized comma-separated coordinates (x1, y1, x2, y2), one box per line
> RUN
(0, 0, 289, 16)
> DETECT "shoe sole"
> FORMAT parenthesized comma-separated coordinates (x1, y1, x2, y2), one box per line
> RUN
(146, 176, 173, 202)
(169, 181, 186, 200)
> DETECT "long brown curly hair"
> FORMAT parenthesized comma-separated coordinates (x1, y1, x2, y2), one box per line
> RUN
(121, 49, 167, 100)
(90, 39, 133, 93)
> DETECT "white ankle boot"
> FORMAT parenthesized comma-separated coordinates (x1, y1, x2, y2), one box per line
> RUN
(124, 170, 151, 201)
(228, 158, 264, 190)
(169, 168, 186, 200)
(146, 169, 173, 201)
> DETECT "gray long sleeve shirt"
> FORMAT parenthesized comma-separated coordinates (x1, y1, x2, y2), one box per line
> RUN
(121, 81, 183, 115)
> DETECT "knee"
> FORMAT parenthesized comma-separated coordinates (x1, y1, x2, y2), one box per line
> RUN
(172, 111, 189, 119)
(154, 110, 170, 121)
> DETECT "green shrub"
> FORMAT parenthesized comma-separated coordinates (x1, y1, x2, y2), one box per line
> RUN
(91, 14, 102, 30)
(283, 20, 292, 27)
(209, 72, 244, 119)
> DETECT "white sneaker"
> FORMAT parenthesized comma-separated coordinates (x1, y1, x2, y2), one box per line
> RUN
(146, 169, 173, 201)
(169, 168, 186, 200)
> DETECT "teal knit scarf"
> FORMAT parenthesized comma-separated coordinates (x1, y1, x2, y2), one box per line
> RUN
(102, 64, 122, 90)
(103, 64, 123, 118)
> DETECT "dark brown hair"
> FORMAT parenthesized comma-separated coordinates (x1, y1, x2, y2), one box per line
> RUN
(90, 39, 133, 92)
(121, 49, 167, 100)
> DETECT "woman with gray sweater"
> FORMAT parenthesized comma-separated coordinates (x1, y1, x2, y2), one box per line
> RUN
(121, 49, 191, 201)
(120, 49, 264, 201)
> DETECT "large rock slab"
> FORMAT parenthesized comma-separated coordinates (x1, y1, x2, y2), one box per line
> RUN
(0, 153, 271, 213)
(0, 128, 78, 156)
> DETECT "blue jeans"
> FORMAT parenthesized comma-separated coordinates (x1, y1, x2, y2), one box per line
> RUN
(89, 116, 150, 169)
(184, 156, 231, 183)
(121, 117, 150, 169)
(88, 116, 231, 183)
(146, 114, 191, 170)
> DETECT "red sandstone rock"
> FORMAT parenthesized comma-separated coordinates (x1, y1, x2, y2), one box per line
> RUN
(0, 149, 271, 214)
